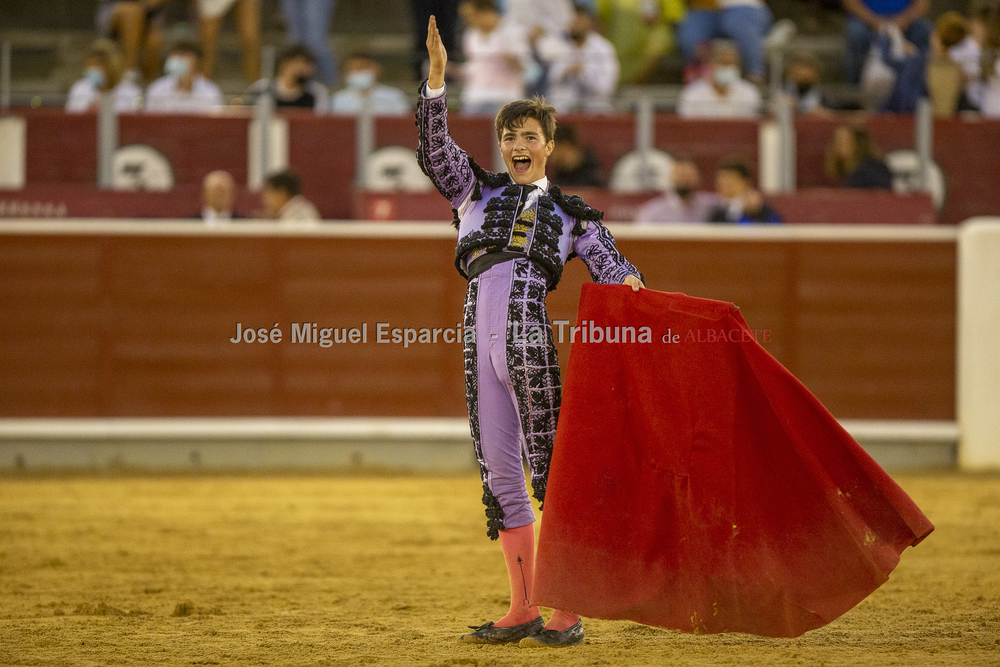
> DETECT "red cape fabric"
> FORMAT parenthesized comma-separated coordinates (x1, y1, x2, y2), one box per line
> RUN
(534, 284, 934, 638)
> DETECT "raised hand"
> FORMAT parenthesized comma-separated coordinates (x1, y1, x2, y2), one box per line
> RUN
(426, 15, 448, 90)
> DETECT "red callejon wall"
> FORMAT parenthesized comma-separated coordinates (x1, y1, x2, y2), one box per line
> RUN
(0, 225, 955, 420)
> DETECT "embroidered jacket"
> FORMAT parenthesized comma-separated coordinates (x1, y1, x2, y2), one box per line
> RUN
(414, 84, 642, 291)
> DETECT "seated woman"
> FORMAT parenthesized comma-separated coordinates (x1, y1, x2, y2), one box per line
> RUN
(66, 39, 143, 113)
(825, 125, 893, 189)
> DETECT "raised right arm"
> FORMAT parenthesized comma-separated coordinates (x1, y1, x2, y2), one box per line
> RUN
(415, 15, 476, 207)
(415, 85, 476, 206)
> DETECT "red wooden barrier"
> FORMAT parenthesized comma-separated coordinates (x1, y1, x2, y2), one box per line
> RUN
(0, 225, 956, 420)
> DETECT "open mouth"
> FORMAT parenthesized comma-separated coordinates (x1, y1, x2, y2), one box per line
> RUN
(512, 155, 531, 174)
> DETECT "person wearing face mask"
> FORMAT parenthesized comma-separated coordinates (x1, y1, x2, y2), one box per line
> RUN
(677, 39, 761, 118)
(145, 41, 224, 114)
(547, 4, 620, 113)
(247, 45, 328, 111)
(707, 159, 781, 224)
(329, 55, 410, 115)
(66, 39, 143, 113)
(635, 158, 722, 223)
(782, 52, 833, 115)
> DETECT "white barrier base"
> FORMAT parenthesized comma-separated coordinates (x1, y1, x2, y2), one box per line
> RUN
(958, 218, 1000, 470)
(0, 417, 956, 472)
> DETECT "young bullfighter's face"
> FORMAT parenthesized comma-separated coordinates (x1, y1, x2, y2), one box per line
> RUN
(499, 118, 554, 185)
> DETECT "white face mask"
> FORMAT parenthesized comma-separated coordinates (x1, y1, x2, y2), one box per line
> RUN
(85, 67, 106, 88)
(346, 70, 375, 90)
(713, 65, 740, 87)
(165, 55, 191, 78)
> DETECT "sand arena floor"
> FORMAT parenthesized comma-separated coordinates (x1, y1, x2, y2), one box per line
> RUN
(1, 471, 998, 667)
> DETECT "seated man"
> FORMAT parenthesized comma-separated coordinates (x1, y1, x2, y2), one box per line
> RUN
(550, 125, 603, 187)
(458, 0, 531, 115)
(145, 41, 224, 113)
(262, 170, 320, 222)
(636, 158, 721, 223)
(708, 159, 781, 224)
(783, 52, 834, 115)
(677, 40, 761, 118)
(247, 44, 328, 111)
(546, 5, 619, 113)
(843, 0, 932, 86)
(199, 170, 242, 223)
(330, 54, 410, 115)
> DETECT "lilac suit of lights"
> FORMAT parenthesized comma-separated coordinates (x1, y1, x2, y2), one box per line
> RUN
(415, 84, 642, 540)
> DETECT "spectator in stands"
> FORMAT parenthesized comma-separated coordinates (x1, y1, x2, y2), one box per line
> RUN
(946, 6, 991, 111)
(198, 0, 261, 83)
(411, 0, 460, 82)
(200, 170, 242, 223)
(843, 0, 932, 86)
(550, 125, 604, 186)
(678, 0, 773, 84)
(330, 54, 410, 115)
(248, 45, 328, 111)
(547, 5, 620, 112)
(504, 0, 575, 97)
(708, 159, 782, 224)
(782, 52, 834, 114)
(145, 41, 224, 113)
(96, 0, 170, 82)
(677, 40, 762, 117)
(279, 0, 338, 85)
(459, 0, 532, 115)
(263, 170, 321, 221)
(636, 157, 721, 223)
(596, 0, 684, 84)
(825, 125, 894, 188)
(978, 7, 1000, 117)
(925, 12, 973, 115)
(66, 39, 143, 113)
(876, 11, 969, 114)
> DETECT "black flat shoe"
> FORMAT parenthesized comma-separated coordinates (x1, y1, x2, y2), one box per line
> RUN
(460, 616, 544, 644)
(519, 620, 585, 647)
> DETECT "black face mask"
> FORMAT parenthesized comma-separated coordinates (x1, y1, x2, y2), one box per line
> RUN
(675, 186, 693, 199)
(295, 74, 311, 88)
(796, 82, 814, 96)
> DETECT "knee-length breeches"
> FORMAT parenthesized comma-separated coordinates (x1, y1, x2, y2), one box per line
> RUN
(463, 258, 562, 540)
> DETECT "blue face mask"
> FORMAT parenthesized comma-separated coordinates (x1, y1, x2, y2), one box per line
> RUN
(164, 55, 191, 78)
(713, 65, 740, 87)
(85, 67, 106, 89)
(346, 70, 375, 90)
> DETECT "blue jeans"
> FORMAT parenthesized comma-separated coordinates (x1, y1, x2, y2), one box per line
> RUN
(844, 15, 932, 85)
(279, 0, 337, 85)
(678, 6, 773, 78)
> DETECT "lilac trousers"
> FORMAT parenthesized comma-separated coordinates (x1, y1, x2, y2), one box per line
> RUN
(463, 258, 560, 540)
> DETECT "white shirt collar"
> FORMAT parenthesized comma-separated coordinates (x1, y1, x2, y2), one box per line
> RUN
(530, 176, 549, 191)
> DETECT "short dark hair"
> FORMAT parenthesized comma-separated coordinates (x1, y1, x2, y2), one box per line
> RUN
(495, 96, 557, 144)
(265, 170, 301, 197)
(277, 44, 316, 69)
(935, 11, 969, 49)
(169, 40, 203, 60)
(718, 159, 752, 181)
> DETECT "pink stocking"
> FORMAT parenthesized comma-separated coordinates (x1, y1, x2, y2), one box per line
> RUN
(494, 524, 540, 627)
